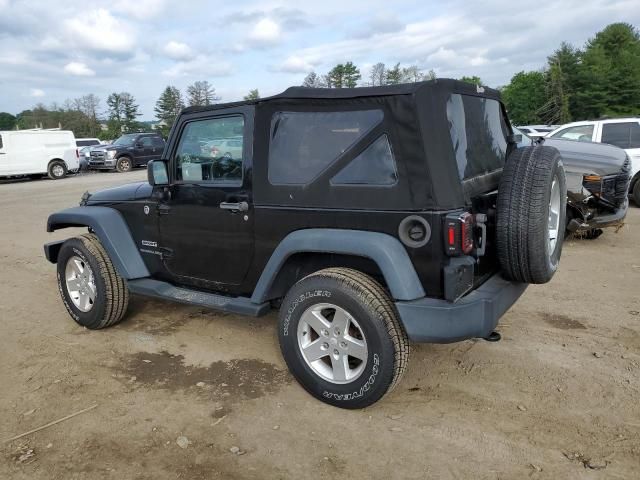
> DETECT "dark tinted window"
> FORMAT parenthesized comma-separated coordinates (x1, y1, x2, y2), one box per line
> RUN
(152, 137, 165, 147)
(331, 134, 397, 186)
(175, 116, 244, 183)
(268, 110, 383, 185)
(602, 122, 640, 149)
(446, 94, 509, 180)
(630, 122, 640, 148)
(76, 139, 100, 147)
(139, 137, 153, 147)
(0, 135, 3, 149)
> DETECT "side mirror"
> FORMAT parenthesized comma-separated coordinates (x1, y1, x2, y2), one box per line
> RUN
(148, 160, 169, 186)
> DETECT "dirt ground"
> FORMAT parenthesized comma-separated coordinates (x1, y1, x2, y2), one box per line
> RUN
(1, 171, 639, 480)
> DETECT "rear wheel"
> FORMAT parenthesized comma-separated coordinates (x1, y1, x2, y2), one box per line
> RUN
(56, 233, 129, 329)
(48, 160, 67, 180)
(278, 268, 409, 409)
(497, 146, 567, 284)
(116, 157, 132, 173)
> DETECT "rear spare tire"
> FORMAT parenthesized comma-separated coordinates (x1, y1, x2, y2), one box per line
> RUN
(496, 145, 567, 284)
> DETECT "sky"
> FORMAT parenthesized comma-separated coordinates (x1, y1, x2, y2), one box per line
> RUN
(0, 0, 638, 119)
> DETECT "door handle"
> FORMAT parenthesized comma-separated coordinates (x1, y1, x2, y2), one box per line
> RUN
(220, 201, 249, 212)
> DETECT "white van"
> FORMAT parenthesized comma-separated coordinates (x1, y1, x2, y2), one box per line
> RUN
(0, 130, 79, 179)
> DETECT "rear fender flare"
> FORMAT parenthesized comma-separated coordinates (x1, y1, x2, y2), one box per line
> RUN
(250, 229, 425, 303)
(46, 206, 149, 279)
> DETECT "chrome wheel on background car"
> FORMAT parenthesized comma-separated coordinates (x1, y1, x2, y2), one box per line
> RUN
(116, 157, 132, 172)
(297, 303, 368, 384)
(65, 255, 96, 312)
(548, 175, 561, 254)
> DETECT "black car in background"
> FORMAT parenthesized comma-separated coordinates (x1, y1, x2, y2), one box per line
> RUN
(88, 133, 165, 172)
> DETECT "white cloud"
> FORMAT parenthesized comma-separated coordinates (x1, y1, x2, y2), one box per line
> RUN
(30, 88, 45, 97)
(113, 0, 167, 19)
(161, 55, 233, 78)
(65, 9, 135, 54)
(277, 55, 316, 74)
(163, 41, 194, 61)
(248, 18, 282, 46)
(64, 62, 95, 76)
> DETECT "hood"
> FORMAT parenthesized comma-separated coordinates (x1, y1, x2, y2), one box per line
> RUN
(543, 138, 627, 176)
(86, 182, 152, 203)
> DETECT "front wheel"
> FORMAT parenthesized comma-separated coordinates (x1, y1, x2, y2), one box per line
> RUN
(633, 180, 640, 207)
(56, 234, 129, 329)
(278, 268, 409, 409)
(116, 157, 132, 173)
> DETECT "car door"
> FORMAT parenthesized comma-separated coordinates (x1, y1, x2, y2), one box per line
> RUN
(157, 107, 254, 292)
(135, 136, 155, 165)
(151, 136, 165, 161)
(598, 120, 640, 178)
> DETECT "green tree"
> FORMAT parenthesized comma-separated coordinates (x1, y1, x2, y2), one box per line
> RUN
(342, 61, 361, 88)
(121, 93, 141, 132)
(187, 80, 219, 106)
(243, 89, 260, 101)
(459, 75, 483, 86)
(385, 63, 402, 85)
(327, 64, 346, 88)
(502, 71, 547, 125)
(0, 112, 17, 130)
(154, 86, 184, 135)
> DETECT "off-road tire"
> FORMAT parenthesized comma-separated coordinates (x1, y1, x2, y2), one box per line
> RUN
(56, 233, 129, 329)
(497, 145, 567, 284)
(278, 268, 409, 409)
(633, 180, 640, 207)
(116, 156, 133, 173)
(47, 160, 67, 180)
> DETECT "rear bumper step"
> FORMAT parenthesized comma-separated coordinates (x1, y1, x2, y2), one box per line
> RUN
(127, 278, 271, 317)
(395, 273, 527, 343)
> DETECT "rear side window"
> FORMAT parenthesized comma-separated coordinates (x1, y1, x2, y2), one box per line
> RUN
(331, 134, 397, 186)
(446, 94, 509, 180)
(551, 125, 594, 141)
(268, 110, 383, 185)
(602, 122, 640, 149)
(152, 137, 165, 147)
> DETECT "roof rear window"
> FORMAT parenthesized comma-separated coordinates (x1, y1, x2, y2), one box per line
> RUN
(268, 110, 383, 185)
(446, 94, 508, 180)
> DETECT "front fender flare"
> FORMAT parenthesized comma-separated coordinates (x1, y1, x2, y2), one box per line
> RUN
(46, 206, 150, 279)
(250, 229, 425, 303)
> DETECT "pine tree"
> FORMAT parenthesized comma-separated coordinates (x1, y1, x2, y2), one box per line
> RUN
(154, 86, 184, 134)
(120, 93, 141, 132)
(384, 63, 402, 85)
(186, 81, 219, 107)
(342, 61, 361, 88)
(243, 89, 260, 100)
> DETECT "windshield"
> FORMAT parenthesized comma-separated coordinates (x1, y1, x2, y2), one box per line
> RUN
(112, 134, 137, 146)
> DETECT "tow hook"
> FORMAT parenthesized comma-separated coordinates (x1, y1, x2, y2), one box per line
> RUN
(484, 331, 501, 342)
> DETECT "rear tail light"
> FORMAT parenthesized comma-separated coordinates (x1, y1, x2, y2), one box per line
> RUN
(76, 148, 79, 158)
(444, 212, 474, 256)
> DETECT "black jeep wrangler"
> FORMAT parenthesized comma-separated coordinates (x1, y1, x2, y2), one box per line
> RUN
(88, 133, 165, 172)
(44, 80, 567, 408)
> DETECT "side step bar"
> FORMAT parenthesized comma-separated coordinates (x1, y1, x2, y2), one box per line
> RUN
(127, 278, 271, 317)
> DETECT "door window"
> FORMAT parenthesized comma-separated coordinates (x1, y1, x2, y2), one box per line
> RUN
(140, 137, 154, 147)
(601, 122, 640, 149)
(152, 137, 165, 147)
(550, 125, 594, 142)
(174, 116, 244, 183)
(268, 110, 383, 185)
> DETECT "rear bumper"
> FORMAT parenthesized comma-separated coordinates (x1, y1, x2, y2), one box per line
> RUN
(395, 273, 527, 343)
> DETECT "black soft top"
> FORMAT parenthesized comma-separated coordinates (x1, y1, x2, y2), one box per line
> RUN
(182, 79, 502, 114)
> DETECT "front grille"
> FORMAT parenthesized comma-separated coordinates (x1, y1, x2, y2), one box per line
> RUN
(90, 151, 105, 159)
(584, 157, 631, 208)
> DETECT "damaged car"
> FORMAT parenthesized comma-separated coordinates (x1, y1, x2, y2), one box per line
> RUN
(515, 127, 630, 238)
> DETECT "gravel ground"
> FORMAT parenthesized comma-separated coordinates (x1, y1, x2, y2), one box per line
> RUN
(1, 171, 639, 479)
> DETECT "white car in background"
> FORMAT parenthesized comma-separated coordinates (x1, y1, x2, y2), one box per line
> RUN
(548, 118, 640, 205)
(0, 129, 78, 179)
(517, 125, 558, 139)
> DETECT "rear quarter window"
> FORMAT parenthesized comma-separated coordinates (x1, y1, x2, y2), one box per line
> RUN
(446, 94, 509, 180)
(268, 110, 383, 185)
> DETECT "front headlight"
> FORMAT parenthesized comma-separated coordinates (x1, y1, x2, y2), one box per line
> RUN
(106, 150, 116, 159)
